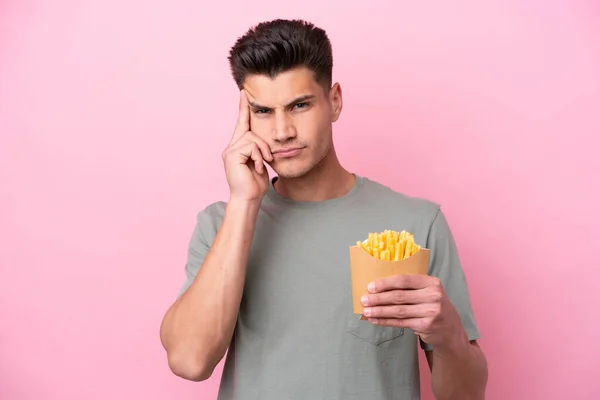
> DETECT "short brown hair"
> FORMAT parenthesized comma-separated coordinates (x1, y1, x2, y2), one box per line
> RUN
(228, 19, 333, 90)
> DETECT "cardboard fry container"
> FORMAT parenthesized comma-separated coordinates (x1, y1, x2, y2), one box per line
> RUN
(349, 244, 431, 316)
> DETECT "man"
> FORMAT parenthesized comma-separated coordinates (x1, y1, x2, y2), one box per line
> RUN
(160, 19, 488, 400)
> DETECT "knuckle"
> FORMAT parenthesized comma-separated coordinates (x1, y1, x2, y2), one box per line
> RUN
(393, 291, 404, 304)
(399, 275, 409, 286)
(429, 304, 441, 317)
(248, 142, 259, 152)
(394, 306, 405, 318)
(222, 147, 234, 160)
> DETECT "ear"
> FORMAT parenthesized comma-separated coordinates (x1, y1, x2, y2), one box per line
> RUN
(329, 82, 343, 122)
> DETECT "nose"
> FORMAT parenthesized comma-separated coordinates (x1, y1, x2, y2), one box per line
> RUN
(271, 112, 297, 142)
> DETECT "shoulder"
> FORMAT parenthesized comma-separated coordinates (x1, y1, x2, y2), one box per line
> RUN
(359, 176, 441, 224)
(194, 200, 228, 235)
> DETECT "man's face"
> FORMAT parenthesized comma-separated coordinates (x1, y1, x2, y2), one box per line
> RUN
(242, 67, 342, 179)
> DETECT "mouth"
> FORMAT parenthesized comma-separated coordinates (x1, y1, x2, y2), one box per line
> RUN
(272, 147, 303, 158)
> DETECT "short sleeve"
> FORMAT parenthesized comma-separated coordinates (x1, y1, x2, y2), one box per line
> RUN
(177, 206, 218, 297)
(420, 208, 481, 351)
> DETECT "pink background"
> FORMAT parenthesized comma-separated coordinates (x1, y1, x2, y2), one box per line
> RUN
(1, 1, 599, 399)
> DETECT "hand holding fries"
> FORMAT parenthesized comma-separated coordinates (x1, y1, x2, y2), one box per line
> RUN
(359, 274, 467, 349)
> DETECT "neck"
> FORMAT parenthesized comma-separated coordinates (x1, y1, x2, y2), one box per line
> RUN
(273, 146, 355, 202)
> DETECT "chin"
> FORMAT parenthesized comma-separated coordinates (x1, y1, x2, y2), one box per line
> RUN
(271, 163, 313, 179)
(271, 150, 329, 180)
(272, 169, 307, 179)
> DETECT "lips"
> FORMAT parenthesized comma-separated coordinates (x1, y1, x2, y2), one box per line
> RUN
(273, 147, 303, 158)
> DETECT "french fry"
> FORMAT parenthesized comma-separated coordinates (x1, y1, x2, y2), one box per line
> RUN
(357, 229, 422, 261)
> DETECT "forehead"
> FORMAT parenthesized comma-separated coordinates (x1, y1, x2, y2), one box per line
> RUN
(243, 67, 325, 105)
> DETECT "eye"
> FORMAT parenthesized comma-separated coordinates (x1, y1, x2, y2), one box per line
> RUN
(254, 109, 270, 114)
(293, 102, 309, 110)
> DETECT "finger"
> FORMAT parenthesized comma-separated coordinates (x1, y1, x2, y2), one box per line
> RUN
(245, 132, 273, 162)
(368, 317, 422, 331)
(236, 141, 264, 174)
(231, 90, 251, 144)
(249, 144, 265, 174)
(362, 304, 432, 319)
(361, 289, 428, 307)
(368, 274, 432, 293)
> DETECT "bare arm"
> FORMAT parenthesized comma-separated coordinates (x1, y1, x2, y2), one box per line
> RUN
(160, 90, 272, 381)
(362, 272, 488, 399)
(160, 199, 260, 381)
(426, 339, 488, 400)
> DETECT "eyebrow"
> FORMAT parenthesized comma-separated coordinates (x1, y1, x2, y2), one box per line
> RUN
(248, 94, 316, 111)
